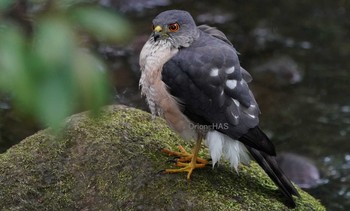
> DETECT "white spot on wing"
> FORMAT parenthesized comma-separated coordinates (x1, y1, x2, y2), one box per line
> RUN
(225, 66, 235, 74)
(233, 99, 240, 107)
(229, 109, 239, 125)
(210, 68, 219, 77)
(226, 79, 237, 89)
(248, 114, 256, 118)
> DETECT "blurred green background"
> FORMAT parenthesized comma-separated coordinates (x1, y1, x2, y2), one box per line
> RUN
(0, 0, 132, 132)
(1, 0, 350, 210)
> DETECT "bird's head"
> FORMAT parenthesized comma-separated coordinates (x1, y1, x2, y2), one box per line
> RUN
(151, 10, 199, 48)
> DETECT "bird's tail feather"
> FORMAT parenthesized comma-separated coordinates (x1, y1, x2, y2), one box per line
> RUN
(246, 146, 300, 208)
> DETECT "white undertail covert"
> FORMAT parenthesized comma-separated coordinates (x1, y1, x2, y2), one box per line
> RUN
(205, 130, 250, 172)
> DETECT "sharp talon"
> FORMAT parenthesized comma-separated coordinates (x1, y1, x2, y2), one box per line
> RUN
(160, 140, 207, 179)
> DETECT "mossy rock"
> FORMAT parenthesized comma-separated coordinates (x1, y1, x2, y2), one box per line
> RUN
(0, 105, 324, 210)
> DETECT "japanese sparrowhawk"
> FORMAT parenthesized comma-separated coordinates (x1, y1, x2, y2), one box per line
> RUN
(139, 10, 300, 207)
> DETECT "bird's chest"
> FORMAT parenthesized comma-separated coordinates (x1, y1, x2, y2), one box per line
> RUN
(139, 39, 197, 141)
(141, 80, 166, 117)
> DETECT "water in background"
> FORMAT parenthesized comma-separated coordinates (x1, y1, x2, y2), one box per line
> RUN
(1, 0, 350, 210)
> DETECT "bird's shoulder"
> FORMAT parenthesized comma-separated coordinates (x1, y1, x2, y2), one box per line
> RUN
(166, 30, 251, 106)
(162, 29, 260, 138)
(181, 30, 238, 65)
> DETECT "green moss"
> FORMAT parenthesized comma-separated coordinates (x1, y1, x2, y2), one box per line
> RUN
(0, 105, 325, 210)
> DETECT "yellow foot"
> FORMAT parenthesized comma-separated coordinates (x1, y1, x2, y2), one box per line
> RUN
(161, 145, 208, 179)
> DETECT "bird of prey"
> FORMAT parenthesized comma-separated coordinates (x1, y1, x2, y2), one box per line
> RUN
(139, 10, 300, 207)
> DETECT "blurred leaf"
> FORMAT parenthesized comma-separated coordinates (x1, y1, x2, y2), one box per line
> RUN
(70, 6, 132, 42)
(36, 76, 73, 128)
(0, 23, 35, 111)
(34, 16, 75, 73)
(0, 22, 26, 89)
(0, 0, 13, 11)
(0, 2, 131, 131)
(73, 50, 109, 113)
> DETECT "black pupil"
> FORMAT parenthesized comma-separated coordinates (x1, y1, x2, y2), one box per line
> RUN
(170, 24, 177, 30)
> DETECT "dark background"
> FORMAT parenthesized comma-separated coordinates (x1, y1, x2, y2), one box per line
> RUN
(1, 0, 349, 210)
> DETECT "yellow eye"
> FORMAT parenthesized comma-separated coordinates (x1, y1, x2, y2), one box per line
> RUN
(168, 23, 180, 32)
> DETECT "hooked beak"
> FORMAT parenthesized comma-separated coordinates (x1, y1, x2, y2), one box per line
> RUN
(153, 25, 164, 41)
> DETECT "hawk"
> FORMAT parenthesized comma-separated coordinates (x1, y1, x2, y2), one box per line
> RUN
(139, 10, 300, 207)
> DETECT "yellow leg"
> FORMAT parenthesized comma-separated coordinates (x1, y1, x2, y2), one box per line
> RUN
(161, 134, 208, 179)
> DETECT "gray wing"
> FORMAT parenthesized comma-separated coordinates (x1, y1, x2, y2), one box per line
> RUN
(163, 27, 298, 204)
(162, 31, 260, 139)
(197, 25, 233, 46)
(198, 25, 253, 82)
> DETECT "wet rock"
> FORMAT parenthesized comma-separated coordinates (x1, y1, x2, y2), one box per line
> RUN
(251, 22, 313, 50)
(252, 55, 303, 86)
(277, 152, 321, 189)
(251, 22, 284, 49)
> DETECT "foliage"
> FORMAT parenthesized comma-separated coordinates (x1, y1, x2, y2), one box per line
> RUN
(0, 0, 132, 129)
